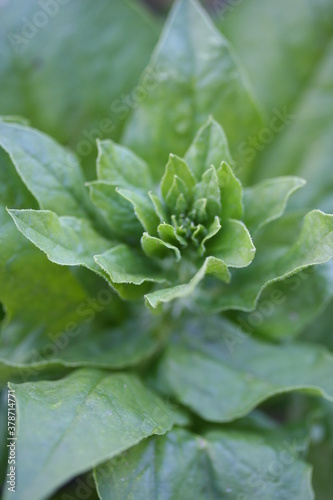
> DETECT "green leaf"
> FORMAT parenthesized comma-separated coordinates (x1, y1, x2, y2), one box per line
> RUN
(239, 263, 333, 340)
(216, 161, 243, 220)
(6, 369, 178, 500)
(87, 181, 142, 240)
(94, 244, 167, 299)
(184, 116, 233, 179)
(8, 209, 111, 274)
(199, 210, 333, 312)
(141, 233, 181, 261)
(243, 176, 306, 235)
(0, 309, 166, 384)
(95, 427, 313, 500)
(160, 154, 196, 205)
(157, 222, 187, 247)
(206, 219, 255, 268)
(155, 316, 333, 422)
(193, 166, 221, 218)
(97, 140, 153, 190)
(123, 0, 262, 181)
(199, 215, 221, 256)
(149, 193, 168, 222)
(145, 256, 230, 310)
(117, 188, 160, 235)
(0, 121, 94, 218)
(0, 149, 89, 358)
(0, 0, 159, 147)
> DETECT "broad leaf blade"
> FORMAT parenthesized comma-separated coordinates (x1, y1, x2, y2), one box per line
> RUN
(87, 181, 142, 240)
(123, 0, 262, 181)
(0, 149, 89, 363)
(0, 121, 94, 218)
(155, 316, 333, 422)
(8, 209, 111, 274)
(6, 369, 178, 500)
(97, 140, 153, 190)
(206, 219, 255, 267)
(95, 427, 313, 500)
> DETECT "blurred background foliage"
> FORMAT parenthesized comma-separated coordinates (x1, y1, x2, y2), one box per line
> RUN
(0, 0, 333, 497)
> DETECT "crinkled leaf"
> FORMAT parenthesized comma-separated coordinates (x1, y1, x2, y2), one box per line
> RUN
(155, 316, 333, 422)
(184, 117, 233, 179)
(95, 245, 167, 300)
(5, 369, 178, 500)
(145, 256, 230, 309)
(123, 0, 262, 181)
(157, 222, 186, 247)
(95, 427, 313, 500)
(243, 176, 306, 235)
(97, 140, 153, 190)
(8, 209, 111, 274)
(206, 219, 255, 268)
(0, 121, 95, 218)
(160, 154, 195, 205)
(200, 210, 333, 312)
(87, 181, 142, 240)
(141, 233, 181, 261)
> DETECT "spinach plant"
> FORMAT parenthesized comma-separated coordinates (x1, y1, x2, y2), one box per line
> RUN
(0, 0, 333, 499)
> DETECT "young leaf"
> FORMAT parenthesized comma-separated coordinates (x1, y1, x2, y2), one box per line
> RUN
(145, 256, 230, 310)
(94, 244, 167, 294)
(160, 154, 196, 203)
(141, 233, 181, 261)
(205, 219, 255, 268)
(193, 166, 221, 218)
(216, 161, 243, 220)
(184, 117, 233, 179)
(199, 210, 333, 312)
(6, 369, 178, 500)
(95, 428, 313, 500)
